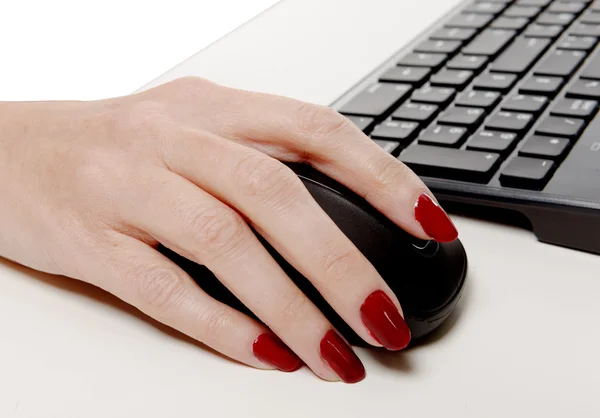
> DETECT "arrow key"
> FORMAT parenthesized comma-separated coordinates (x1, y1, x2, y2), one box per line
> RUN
(499, 156, 556, 190)
(518, 135, 570, 160)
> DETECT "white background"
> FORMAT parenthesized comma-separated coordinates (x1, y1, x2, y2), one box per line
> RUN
(0, 0, 280, 101)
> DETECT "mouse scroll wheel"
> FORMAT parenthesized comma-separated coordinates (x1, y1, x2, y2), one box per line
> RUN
(412, 239, 439, 257)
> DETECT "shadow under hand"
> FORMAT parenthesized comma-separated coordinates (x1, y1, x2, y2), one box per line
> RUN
(362, 347, 415, 373)
(1, 257, 237, 366)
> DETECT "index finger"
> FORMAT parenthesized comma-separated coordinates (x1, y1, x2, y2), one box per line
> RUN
(170, 80, 458, 243)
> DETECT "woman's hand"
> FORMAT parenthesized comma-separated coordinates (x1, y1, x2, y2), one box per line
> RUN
(0, 77, 457, 383)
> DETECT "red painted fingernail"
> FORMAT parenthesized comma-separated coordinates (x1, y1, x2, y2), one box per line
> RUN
(320, 330, 365, 384)
(360, 290, 411, 351)
(414, 193, 458, 243)
(253, 333, 302, 372)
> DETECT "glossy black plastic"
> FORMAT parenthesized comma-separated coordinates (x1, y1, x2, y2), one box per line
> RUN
(160, 163, 468, 347)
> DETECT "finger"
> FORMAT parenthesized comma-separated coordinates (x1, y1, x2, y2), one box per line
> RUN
(80, 230, 303, 373)
(160, 78, 457, 243)
(161, 128, 412, 351)
(119, 169, 366, 383)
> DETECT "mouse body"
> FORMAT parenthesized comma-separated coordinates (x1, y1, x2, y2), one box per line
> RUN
(160, 163, 467, 347)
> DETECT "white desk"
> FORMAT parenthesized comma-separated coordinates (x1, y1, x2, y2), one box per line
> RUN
(2, 1, 600, 417)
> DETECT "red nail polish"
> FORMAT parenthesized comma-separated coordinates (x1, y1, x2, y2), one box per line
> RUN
(320, 330, 365, 384)
(253, 333, 302, 372)
(360, 290, 411, 351)
(414, 193, 458, 242)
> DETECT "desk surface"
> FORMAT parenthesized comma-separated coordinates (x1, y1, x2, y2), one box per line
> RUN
(2, 0, 600, 417)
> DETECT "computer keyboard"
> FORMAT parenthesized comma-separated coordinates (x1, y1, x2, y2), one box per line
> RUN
(332, 0, 600, 255)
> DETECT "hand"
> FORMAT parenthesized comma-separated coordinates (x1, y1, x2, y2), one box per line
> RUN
(0, 77, 457, 383)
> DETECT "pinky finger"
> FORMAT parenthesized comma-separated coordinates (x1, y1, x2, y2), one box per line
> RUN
(90, 231, 302, 373)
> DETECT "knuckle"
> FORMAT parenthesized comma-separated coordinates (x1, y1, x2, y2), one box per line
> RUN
(371, 155, 413, 192)
(199, 307, 233, 343)
(184, 206, 246, 257)
(233, 154, 302, 208)
(320, 247, 360, 287)
(136, 266, 186, 316)
(278, 289, 311, 325)
(294, 103, 352, 141)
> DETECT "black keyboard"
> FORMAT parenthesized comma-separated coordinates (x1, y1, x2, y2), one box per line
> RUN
(332, 0, 600, 255)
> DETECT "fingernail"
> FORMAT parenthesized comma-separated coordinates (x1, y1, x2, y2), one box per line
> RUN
(253, 333, 302, 372)
(414, 193, 458, 243)
(360, 290, 411, 351)
(320, 330, 365, 384)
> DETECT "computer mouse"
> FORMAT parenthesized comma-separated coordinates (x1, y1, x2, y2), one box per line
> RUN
(159, 163, 467, 347)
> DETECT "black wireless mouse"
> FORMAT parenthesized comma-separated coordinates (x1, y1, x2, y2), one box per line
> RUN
(159, 163, 467, 347)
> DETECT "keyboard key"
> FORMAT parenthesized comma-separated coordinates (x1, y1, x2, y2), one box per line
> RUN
(379, 66, 431, 85)
(519, 135, 570, 159)
(466, 130, 520, 154)
(516, 0, 551, 6)
(557, 35, 597, 51)
(446, 55, 488, 71)
(557, 34, 597, 51)
(414, 40, 462, 54)
(536, 12, 576, 26)
(418, 125, 468, 147)
(567, 79, 600, 98)
(446, 13, 494, 29)
(524, 24, 564, 38)
(473, 72, 517, 92)
(430, 27, 476, 42)
(519, 75, 564, 96)
(345, 116, 375, 132)
(373, 139, 402, 155)
(535, 116, 585, 138)
(399, 145, 501, 183)
(339, 83, 412, 117)
(465, 2, 507, 14)
(580, 52, 600, 80)
(397, 53, 447, 69)
(430, 69, 474, 88)
(580, 11, 600, 24)
(534, 50, 586, 77)
(549, 1, 586, 14)
(411, 86, 456, 105)
(455, 90, 501, 108)
(490, 37, 551, 74)
(392, 102, 439, 123)
(486, 110, 535, 132)
(501, 94, 548, 113)
(499, 156, 555, 189)
(569, 22, 600, 37)
(504, 5, 541, 18)
(370, 120, 420, 144)
(490, 16, 529, 29)
(437, 106, 486, 128)
(462, 29, 516, 56)
(550, 98, 598, 118)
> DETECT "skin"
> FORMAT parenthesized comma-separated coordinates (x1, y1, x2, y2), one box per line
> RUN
(0, 76, 443, 382)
